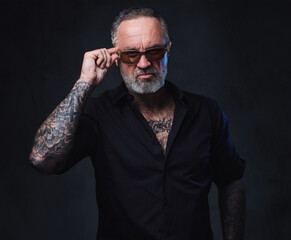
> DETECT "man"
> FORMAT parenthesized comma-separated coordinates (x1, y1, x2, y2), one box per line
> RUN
(29, 7, 246, 240)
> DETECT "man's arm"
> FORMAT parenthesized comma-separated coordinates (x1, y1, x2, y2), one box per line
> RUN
(218, 178, 246, 240)
(29, 47, 119, 174)
(29, 80, 94, 173)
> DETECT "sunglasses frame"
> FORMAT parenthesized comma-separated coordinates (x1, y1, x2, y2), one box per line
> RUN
(117, 42, 172, 65)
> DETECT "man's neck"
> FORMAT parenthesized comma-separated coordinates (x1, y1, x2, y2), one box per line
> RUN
(129, 86, 174, 114)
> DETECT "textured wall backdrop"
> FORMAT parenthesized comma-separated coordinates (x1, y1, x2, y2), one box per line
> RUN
(1, 0, 290, 239)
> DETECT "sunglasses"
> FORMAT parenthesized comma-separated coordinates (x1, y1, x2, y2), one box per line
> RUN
(117, 45, 170, 65)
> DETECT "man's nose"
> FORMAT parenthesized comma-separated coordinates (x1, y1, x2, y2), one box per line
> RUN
(137, 55, 151, 69)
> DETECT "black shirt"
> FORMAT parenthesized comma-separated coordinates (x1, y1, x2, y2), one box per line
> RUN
(62, 80, 245, 240)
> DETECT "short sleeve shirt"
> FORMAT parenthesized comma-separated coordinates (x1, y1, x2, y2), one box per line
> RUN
(61, 80, 245, 240)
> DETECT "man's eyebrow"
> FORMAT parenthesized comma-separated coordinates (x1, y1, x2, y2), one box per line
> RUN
(123, 47, 139, 51)
(146, 43, 164, 49)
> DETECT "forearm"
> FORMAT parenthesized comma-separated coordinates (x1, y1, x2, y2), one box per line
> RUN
(218, 178, 246, 240)
(29, 80, 95, 174)
(29, 47, 118, 173)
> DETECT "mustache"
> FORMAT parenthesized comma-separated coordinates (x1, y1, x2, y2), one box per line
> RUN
(132, 66, 159, 77)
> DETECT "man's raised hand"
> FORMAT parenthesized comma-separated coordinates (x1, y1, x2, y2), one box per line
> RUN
(79, 47, 119, 85)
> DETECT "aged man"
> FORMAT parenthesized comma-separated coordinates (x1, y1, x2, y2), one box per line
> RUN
(29, 7, 246, 240)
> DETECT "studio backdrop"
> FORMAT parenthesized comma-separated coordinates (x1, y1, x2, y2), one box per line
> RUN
(1, 0, 290, 239)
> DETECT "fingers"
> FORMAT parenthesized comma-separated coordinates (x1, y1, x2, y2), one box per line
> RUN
(107, 47, 119, 54)
(105, 47, 119, 67)
(104, 50, 112, 68)
(96, 49, 106, 67)
(111, 53, 119, 64)
(89, 47, 119, 69)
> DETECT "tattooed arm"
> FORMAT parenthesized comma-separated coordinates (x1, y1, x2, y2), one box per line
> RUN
(29, 81, 95, 174)
(219, 178, 246, 240)
(29, 47, 119, 174)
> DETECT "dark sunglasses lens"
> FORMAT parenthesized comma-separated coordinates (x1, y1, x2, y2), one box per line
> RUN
(121, 52, 141, 64)
(146, 48, 165, 61)
(120, 48, 166, 64)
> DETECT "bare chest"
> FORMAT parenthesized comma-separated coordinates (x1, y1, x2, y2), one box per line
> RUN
(141, 106, 175, 155)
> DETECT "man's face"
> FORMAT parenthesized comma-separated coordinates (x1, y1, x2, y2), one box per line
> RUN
(116, 17, 168, 94)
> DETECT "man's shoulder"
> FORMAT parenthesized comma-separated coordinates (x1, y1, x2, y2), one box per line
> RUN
(166, 80, 218, 108)
(180, 90, 223, 127)
(86, 88, 115, 104)
(181, 90, 218, 110)
(82, 84, 124, 115)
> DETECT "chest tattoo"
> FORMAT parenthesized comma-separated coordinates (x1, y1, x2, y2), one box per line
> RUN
(148, 118, 173, 134)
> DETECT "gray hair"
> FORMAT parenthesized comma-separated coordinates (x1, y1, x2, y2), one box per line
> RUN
(111, 7, 171, 47)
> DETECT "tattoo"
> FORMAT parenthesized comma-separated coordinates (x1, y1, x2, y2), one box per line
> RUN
(148, 118, 173, 134)
(219, 179, 246, 240)
(29, 81, 94, 173)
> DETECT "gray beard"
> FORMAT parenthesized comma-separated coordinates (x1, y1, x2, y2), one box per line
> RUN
(120, 65, 167, 94)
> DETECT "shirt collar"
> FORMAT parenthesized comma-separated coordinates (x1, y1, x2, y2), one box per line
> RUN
(111, 80, 186, 106)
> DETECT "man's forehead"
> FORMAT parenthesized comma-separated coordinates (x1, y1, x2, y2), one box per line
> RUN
(118, 16, 161, 29)
(116, 17, 165, 48)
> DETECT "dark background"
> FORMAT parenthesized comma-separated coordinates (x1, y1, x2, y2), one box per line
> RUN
(1, 0, 290, 239)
